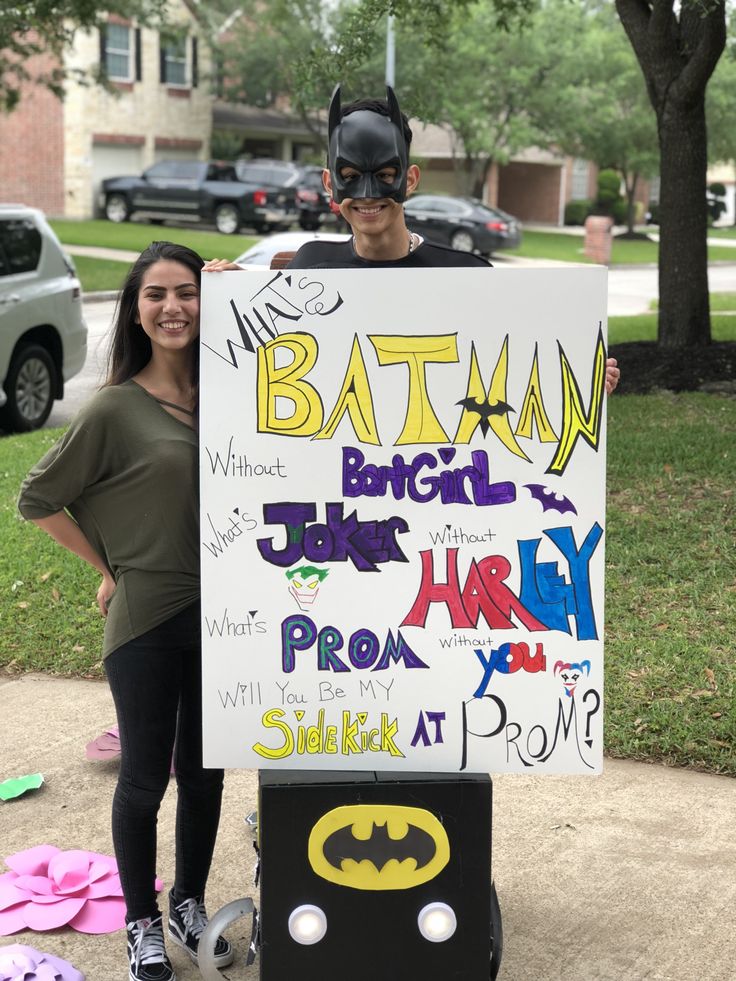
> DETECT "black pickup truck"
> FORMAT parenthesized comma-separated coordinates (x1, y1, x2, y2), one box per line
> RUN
(99, 160, 298, 235)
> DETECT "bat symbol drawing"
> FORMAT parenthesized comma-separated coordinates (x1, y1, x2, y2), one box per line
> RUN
(525, 484, 577, 515)
(323, 821, 436, 872)
(456, 397, 514, 437)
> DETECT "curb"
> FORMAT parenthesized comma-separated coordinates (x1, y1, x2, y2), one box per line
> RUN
(82, 290, 120, 303)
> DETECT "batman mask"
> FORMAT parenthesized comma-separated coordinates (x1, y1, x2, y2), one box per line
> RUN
(327, 84, 410, 203)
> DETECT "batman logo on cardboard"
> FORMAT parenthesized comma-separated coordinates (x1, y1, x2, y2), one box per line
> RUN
(308, 804, 450, 890)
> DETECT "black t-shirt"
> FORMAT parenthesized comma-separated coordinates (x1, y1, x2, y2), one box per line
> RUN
(287, 238, 492, 269)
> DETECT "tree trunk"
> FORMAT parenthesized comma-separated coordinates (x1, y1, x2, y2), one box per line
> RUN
(624, 171, 638, 235)
(615, 0, 726, 349)
(657, 96, 711, 347)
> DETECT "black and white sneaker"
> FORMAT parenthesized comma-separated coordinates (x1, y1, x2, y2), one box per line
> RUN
(127, 914, 176, 981)
(168, 890, 234, 968)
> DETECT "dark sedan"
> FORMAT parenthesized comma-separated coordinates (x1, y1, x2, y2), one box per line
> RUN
(403, 195, 522, 256)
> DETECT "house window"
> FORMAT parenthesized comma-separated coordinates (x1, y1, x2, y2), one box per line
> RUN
(161, 37, 188, 87)
(570, 158, 590, 201)
(104, 24, 133, 81)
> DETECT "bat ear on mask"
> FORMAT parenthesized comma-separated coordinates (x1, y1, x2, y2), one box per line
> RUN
(386, 85, 402, 131)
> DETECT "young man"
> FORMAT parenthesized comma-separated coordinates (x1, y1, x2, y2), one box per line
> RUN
(285, 85, 619, 392)
(287, 86, 492, 271)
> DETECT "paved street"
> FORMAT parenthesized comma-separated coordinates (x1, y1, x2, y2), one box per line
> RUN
(46, 300, 116, 429)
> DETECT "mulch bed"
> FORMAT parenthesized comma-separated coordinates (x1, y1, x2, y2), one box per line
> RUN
(610, 341, 736, 395)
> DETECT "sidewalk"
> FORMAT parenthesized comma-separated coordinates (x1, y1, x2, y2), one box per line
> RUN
(2, 673, 735, 980)
(522, 222, 736, 248)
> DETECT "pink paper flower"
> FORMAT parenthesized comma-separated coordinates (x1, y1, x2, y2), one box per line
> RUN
(0, 846, 162, 936)
(0, 943, 84, 980)
(84, 726, 120, 762)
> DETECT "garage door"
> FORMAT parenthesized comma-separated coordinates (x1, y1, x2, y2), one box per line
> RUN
(92, 145, 144, 216)
(153, 147, 203, 165)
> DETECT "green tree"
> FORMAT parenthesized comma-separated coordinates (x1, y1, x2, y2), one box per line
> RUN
(706, 12, 736, 224)
(292, 0, 564, 196)
(216, 0, 336, 144)
(0, 1, 172, 112)
(323, 0, 728, 349)
(616, 0, 727, 347)
(541, 2, 658, 234)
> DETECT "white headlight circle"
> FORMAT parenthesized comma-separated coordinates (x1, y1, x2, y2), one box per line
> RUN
(417, 901, 457, 942)
(288, 904, 327, 945)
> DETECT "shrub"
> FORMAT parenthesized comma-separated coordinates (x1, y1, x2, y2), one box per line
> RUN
(596, 169, 622, 210)
(611, 198, 628, 225)
(707, 183, 727, 223)
(564, 199, 591, 225)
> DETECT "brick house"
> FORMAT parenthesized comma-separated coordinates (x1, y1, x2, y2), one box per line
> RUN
(411, 121, 649, 225)
(0, 0, 211, 219)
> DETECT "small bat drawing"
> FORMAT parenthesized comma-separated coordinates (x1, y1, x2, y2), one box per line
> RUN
(525, 484, 578, 515)
(456, 397, 514, 437)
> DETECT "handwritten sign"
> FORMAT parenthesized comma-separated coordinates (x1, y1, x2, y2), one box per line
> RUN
(200, 267, 607, 774)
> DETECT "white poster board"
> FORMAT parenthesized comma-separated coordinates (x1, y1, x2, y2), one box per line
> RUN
(200, 267, 607, 774)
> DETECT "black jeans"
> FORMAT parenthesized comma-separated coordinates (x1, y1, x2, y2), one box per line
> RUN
(104, 603, 224, 922)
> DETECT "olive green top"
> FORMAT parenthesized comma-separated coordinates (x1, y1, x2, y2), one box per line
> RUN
(18, 380, 199, 658)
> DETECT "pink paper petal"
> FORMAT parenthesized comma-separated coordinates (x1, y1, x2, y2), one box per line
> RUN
(85, 733, 121, 760)
(154, 877, 163, 893)
(68, 896, 126, 934)
(97, 733, 120, 750)
(85, 725, 120, 761)
(22, 896, 85, 931)
(84, 876, 123, 899)
(47, 852, 115, 894)
(5, 845, 59, 877)
(85, 859, 114, 884)
(13, 874, 55, 895)
(47, 852, 90, 892)
(0, 905, 30, 936)
(0, 876, 27, 911)
(26, 894, 66, 904)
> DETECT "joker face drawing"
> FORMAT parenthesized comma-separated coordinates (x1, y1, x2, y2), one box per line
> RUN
(286, 565, 329, 611)
(553, 660, 591, 698)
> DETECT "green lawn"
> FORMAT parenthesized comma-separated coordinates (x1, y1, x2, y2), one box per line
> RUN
(609, 312, 736, 344)
(2, 389, 735, 774)
(505, 229, 736, 265)
(707, 226, 736, 239)
(605, 393, 735, 775)
(53, 222, 736, 291)
(51, 219, 257, 261)
(72, 255, 131, 293)
(54, 220, 260, 292)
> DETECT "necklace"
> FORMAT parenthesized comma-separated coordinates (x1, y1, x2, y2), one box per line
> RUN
(352, 232, 417, 258)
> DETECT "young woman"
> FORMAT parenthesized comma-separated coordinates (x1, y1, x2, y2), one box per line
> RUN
(18, 241, 233, 981)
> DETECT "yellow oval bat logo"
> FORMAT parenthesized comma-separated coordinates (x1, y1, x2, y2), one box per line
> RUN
(308, 804, 450, 890)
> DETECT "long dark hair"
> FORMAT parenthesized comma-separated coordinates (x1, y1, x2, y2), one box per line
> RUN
(105, 241, 204, 392)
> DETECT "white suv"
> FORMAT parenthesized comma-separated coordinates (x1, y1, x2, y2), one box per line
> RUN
(0, 205, 87, 432)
